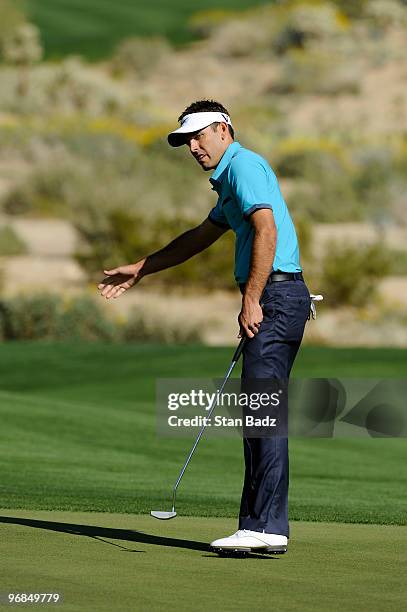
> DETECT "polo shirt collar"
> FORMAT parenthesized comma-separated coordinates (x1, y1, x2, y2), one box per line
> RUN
(209, 141, 242, 189)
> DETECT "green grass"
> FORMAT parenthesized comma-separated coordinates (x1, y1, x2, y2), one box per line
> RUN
(1, 343, 406, 610)
(0, 343, 406, 525)
(24, 0, 274, 60)
(2, 511, 406, 611)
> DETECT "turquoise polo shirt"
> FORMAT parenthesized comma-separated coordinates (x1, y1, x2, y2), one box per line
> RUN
(208, 141, 302, 284)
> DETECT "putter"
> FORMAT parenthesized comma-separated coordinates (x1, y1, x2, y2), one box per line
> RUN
(151, 336, 247, 520)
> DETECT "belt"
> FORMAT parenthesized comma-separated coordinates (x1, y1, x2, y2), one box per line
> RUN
(239, 271, 304, 293)
(267, 271, 304, 283)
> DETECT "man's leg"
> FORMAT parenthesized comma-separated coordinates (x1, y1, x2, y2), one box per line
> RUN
(238, 280, 310, 537)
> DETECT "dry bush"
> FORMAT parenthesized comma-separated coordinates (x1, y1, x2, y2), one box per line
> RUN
(270, 2, 348, 55)
(207, 19, 271, 58)
(365, 0, 407, 29)
(123, 306, 202, 344)
(320, 241, 391, 307)
(0, 59, 132, 116)
(0, 0, 25, 51)
(205, 1, 349, 59)
(0, 292, 204, 343)
(0, 225, 27, 255)
(188, 9, 240, 37)
(271, 48, 361, 95)
(111, 37, 172, 78)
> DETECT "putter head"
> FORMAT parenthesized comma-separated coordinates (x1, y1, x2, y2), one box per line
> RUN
(150, 510, 177, 520)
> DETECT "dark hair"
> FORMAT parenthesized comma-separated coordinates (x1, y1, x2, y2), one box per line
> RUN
(178, 99, 235, 139)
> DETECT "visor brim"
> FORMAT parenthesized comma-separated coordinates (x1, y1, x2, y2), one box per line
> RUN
(167, 124, 213, 147)
(167, 130, 190, 147)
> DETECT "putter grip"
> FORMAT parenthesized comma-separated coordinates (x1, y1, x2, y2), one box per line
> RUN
(232, 336, 247, 363)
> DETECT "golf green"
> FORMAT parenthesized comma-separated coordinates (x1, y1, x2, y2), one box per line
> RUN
(2, 510, 406, 611)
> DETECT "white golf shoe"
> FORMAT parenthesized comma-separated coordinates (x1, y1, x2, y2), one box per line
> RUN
(210, 529, 288, 554)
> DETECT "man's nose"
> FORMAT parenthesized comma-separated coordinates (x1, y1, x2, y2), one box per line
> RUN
(188, 138, 199, 152)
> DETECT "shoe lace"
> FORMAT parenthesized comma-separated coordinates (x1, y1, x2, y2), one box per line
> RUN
(234, 529, 250, 538)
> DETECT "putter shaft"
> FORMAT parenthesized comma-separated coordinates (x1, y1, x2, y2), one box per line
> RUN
(170, 337, 247, 512)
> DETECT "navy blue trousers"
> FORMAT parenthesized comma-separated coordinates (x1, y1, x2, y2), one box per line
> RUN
(238, 278, 311, 537)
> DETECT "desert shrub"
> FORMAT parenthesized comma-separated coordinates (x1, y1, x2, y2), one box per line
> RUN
(75, 209, 236, 290)
(287, 175, 361, 222)
(394, 137, 407, 176)
(352, 146, 393, 188)
(292, 214, 313, 263)
(274, 138, 398, 223)
(352, 147, 395, 222)
(3, 182, 33, 215)
(0, 0, 25, 54)
(59, 128, 142, 164)
(45, 57, 129, 114)
(274, 138, 359, 221)
(0, 59, 132, 116)
(0, 293, 117, 341)
(1, 131, 207, 221)
(331, 0, 370, 19)
(0, 225, 27, 255)
(274, 137, 348, 178)
(0, 293, 63, 340)
(111, 37, 171, 78)
(207, 19, 271, 58)
(122, 307, 202, 344)
(56, 295, 118, 342)
(188, 9, 239, 38)
(271, 2, 348, 55)
(2, 156, 81, 216)
(364, 0, 407, 29)
(0, 292, 204, 343)
(386, 249, 407, 276)
(202, 1, 350, 59)
(0, 293, 120, 341)
(2, 22, 42, 67)
(320, 241, 391, 307)
(1, 15, 43, 102)
(271, 48, 361, 95)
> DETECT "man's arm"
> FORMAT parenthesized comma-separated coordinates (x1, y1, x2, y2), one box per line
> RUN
(238, 208, 277, 338)
(98, 218, 228, 299)
(142, 218, 228, 275)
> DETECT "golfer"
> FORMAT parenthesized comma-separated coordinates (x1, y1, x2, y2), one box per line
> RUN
(98, 100, 311, 553)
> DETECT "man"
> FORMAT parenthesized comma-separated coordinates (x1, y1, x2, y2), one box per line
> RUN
(98, 100, 311, 554)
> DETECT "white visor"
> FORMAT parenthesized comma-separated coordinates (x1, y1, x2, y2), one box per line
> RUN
(168, 111, 233, 147)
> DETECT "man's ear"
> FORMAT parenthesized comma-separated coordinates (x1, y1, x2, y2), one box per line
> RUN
(220, 122, 228, 139)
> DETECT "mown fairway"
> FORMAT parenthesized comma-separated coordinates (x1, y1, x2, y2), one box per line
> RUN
(0, 342, 406, 524)
(24, 0, 273, 59)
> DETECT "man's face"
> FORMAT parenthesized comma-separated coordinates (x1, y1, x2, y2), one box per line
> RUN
(185, 123, 230, 171)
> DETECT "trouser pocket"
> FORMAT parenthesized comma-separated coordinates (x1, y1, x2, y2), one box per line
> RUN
(262, 284, 310, 343)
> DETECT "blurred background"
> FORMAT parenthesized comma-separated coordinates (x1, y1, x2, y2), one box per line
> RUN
(0, 0, 406, 347)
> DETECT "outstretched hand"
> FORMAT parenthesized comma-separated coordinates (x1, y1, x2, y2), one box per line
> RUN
(97, 262, 144, 299)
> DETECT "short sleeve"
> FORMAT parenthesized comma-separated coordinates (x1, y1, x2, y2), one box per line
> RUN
(228, 156, 276, 219)
(208, 198, 230, 229)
